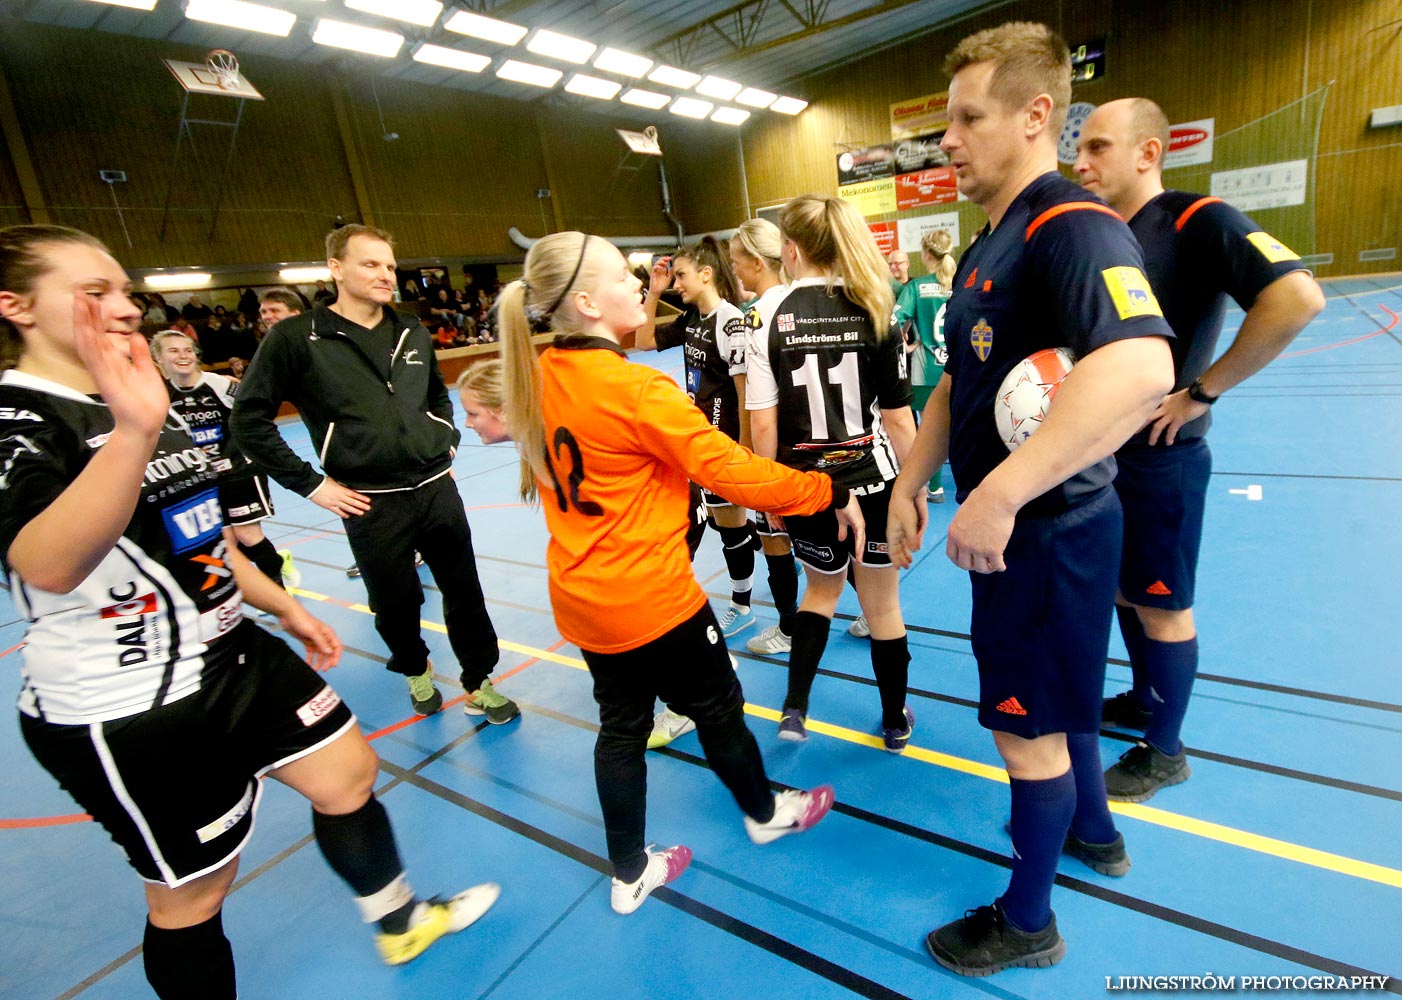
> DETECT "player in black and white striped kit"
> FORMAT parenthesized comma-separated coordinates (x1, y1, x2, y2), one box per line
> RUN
(636, 236, 757, 747)
(152, 329, 290, 591)
(0, 225, 499, 999)
(747, 195, 919, 750)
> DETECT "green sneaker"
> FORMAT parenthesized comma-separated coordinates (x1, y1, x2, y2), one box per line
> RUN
(407, 663, 443, 716)
(277, 549, 301, 588)
(464, 678, 520, 725)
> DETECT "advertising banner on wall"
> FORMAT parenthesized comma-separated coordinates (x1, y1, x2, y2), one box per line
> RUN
(836, 145, 894, 185)
(898, 211, 961, 255)
(839, 177, 898, 216)
(892, 133, 948, 173)
(868, 222, 898, 256)
(890, 90, 949, 140)
(895, 168, 958, 210)
(1209, 159, 1309, 211)
(1164, 118, 1215, 169)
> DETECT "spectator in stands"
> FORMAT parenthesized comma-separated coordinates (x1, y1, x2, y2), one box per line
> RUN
(313, 279, 336, 304)
(238, 286, 260, 321)
(182, 294, 213, 328)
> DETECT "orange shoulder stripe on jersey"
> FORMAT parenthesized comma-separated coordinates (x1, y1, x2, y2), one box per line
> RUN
(1175, 196, 1223, 231)
(1024, 201, 1122, 241)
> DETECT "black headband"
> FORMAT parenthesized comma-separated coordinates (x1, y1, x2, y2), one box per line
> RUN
(546, 234, 591, 318)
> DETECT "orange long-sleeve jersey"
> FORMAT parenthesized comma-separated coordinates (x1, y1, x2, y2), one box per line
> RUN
(538, 336, 836, 654)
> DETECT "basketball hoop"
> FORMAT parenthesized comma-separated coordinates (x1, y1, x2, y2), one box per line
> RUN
(205, 49, 239, 91)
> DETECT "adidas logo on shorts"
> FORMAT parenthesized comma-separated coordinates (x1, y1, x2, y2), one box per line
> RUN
(995, 696, 1028, 716)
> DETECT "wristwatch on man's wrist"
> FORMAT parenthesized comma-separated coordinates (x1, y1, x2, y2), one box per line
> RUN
(1187, 378, 1220, 405)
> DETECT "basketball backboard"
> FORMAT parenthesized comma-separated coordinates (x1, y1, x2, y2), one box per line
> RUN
(163, 58, 264, 100)
(616, 127, 662, 156)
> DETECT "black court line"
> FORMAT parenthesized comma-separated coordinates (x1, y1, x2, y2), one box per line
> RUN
(1342, 291, 1402, 349)
(727, 594, 1402, 716)
(49, 703, 491, 999)
(734, 649, 1402, 802)
(475, 876, 608, 1000)
(1228, 382, 1402, 388)
(376, 759, 922, 1000)
(412, 697, 1398, 992)
(1228, 391, 1402, 397)
(1213, 470, 1402, 484)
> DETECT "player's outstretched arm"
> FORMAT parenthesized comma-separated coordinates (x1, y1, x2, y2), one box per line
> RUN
(1148, 271, 1325, 445)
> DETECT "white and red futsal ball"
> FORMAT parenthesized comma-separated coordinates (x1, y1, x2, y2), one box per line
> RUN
(994, 347, 1076, 450)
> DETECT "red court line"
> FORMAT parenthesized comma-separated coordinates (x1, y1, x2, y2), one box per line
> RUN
(1279, 305, 1398, 358)
(359, 639, 562, 741)
(0, 813, 92, 829)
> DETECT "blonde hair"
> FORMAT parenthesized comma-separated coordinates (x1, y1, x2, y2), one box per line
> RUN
(730, 218, 785, 280)
(150, 330, 199, 376)
(779, 195, 893, 336)
(944, 21, 1072, 134)
(498, 231, 607, 502)
(456, 359, 504, 410)
(921, 229, 958, 289)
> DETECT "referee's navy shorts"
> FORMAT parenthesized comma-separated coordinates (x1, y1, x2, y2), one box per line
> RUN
(20, 621, 356, 888)
(1114, 437, 1212, 611)
(971, 487, 1122, 738)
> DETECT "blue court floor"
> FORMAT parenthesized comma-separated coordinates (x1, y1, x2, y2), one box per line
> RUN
(2, 276, 1399, 998)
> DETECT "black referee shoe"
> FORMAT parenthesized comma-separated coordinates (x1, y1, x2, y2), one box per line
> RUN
(1063, 830, 1131, 877)
(1105, 742, 1190, 802)
(1002, 822, 1131, 877)
(1101, 691, 1153, 731)
(926, 903, 1065, 977)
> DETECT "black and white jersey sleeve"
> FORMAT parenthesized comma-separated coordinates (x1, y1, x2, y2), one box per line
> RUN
(0, 371, 245, 725)
(743, 283, 789, 411)
(757, 278, 911, 488)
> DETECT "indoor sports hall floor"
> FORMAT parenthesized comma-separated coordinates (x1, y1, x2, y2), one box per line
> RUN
(2, 276, 1399, 999)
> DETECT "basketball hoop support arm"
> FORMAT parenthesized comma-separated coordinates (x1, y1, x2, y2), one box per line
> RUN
(157, 91, 249, 242)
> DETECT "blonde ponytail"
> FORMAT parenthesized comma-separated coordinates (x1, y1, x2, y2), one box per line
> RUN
(779, 195, 893, 338)
(497, 280, 545, 502)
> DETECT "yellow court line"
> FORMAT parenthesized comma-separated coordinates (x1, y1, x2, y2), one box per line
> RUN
(288, 589, 1402, 890)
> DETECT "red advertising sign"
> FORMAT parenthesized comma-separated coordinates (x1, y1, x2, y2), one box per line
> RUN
(895, 167, 958, 210)
(1170, 126, 1209, 151)
(868, 222, 898, 256)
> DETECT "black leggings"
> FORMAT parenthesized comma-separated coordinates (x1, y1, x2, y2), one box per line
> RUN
(582, 604, 774, 881)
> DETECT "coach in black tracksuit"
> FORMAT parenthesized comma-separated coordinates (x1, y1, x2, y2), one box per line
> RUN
(232, 225, 504, 718)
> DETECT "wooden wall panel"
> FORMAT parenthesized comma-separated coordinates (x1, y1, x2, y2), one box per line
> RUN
(0, 20, 744, 267)
(733, 0, 1400, 276)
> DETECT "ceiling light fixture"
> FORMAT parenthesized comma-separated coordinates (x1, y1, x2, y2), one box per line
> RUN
(526, 28, 595, 64)
(710, 106, 751, 126)
(669, 96, 713, 119)
(495, 59, 563, 88)
(647, 64, 700, 89)
(442, 10, 527, 45)
(593, 47, 652, 77)
(565, 73, 621, 100)
(620, 88, 670, 109)
(769, 96, 808, 115)
(311, 18, 404, 57)
(412, 43, 490, 73)
(184, 0, 295, 35)
(145, 272, 213, 289)
(736, 87, 777, 109)
(343, 0, 441, 28)
(695, 75, 742, 101)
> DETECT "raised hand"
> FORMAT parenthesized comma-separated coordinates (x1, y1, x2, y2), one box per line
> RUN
(71, 293, 168, 437)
